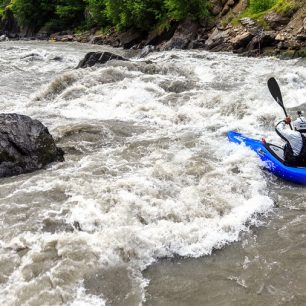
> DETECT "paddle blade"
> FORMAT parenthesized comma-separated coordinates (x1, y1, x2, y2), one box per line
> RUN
(267, 77, 283, 106)
(267, 77, 292, 129)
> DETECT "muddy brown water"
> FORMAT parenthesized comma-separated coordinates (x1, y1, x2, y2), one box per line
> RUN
(0, 41, 306, 306)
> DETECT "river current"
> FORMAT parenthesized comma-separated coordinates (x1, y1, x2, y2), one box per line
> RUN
(0, 41, 305, 306)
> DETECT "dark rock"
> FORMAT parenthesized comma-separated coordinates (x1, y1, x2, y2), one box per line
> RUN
(0, 114, 64, 178)
(278, 41, 289, 50)
(227, 0, 236, 6)
(191, 38, 207, 49)
(191, 27, 209, 48)
(205, 28, 232, 50)
(265, 11, 290, 30)
(240, 17, 257, 28)
(221, 5, 231, 16)
(117, 29, 146, 49)
(162, 19, 198, 50)
(104, 29, 146, 49)
(297, 34, 306, 41)
(209, 0, 223, 16)
(61, 35, 75, 42)
(144, 22, 178, 47)
(231, 31, 253, 49)
(287, 39, 302, 50)
(77, 51, 128, 69)
(49, 31, 76, 42)
(90, 35, 104, 45)
(36, 31, 50, 40)
(248, 31, 277, 51)
(93, 29, 146, 49)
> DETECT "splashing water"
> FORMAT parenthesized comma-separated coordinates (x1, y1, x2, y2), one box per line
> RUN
(1, 41, 306, 305)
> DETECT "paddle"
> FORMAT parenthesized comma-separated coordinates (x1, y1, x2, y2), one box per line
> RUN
(267, 77, 293, 130)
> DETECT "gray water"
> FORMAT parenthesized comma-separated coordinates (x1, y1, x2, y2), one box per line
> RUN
(0, 41, 305, 306)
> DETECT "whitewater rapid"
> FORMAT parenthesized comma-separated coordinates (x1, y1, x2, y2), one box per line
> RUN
(0, 41, 306, 306)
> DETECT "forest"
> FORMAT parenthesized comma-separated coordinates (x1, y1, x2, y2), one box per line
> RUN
(0, 0, 296, 34)
(0, 0, 210, 33)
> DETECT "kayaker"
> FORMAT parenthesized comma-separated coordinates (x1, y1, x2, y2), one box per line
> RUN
(275, 111, 306, 167)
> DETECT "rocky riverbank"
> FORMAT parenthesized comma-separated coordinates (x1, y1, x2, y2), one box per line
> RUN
(1, 0, 306, 58)
(49, 0, 306, 58)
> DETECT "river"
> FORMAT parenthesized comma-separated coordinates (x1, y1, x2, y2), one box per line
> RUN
(0, 41, 305, 306)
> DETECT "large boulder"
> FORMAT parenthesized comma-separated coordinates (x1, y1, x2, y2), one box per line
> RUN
(142, 22, 178, 47)
(265, 11, 290, 30)
(161, 19, 198, 50)
(205, 27, 232, 51)
(77, 51, 128, 69)
(0, 114, 64, 178)
(230, 31, 253, 49)
(93, 29, 146, 49)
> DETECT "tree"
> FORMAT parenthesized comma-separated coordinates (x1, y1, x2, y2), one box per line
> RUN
(104, 0, 164, 30)
(164, 0, 209, 21)
(86, 0, 108, 27)
(12, 0, 56, 32)
(56, 0, 86, 28)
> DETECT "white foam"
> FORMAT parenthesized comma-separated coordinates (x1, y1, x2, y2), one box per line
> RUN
(0, 44, 303, 305)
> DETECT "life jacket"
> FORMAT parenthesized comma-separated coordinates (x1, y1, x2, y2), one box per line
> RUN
(284, 133, 306, 167)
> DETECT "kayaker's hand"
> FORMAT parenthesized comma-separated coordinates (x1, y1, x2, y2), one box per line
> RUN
(284, 117, 291, 124)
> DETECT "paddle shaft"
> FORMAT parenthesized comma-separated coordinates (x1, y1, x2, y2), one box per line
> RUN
(268, 78, 293, 130)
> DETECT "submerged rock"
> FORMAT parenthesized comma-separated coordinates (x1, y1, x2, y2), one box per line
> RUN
(139, 45, 155, 58)
(0, 113, 64, 178)
(0, 35, 8, 42)
(77, 51, 128, 68)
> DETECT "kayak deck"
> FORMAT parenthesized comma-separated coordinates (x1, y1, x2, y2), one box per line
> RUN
(227, 131, 306, 185)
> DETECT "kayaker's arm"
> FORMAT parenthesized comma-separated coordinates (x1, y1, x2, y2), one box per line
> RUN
(275, 120, 290, 143)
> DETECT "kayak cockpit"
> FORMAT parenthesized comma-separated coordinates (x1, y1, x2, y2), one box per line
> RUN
(265, 143, 285, 163)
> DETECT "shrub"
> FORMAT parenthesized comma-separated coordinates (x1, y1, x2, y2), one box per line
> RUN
(56, 0, 86, 28)
(249, 0, 277, 13)
(164, 0, 209, 21)
(105, 0, 164, 30)
(12, 0, 57, 31)
(86, 0, 108, 27)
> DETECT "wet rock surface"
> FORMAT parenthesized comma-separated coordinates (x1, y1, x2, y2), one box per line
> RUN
(76, 51, 128, 68)
(161, 19, 199, 50)
(0, 113, 64, 178)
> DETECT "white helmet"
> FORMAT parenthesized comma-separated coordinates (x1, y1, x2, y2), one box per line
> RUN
(293, 116, 306, 133)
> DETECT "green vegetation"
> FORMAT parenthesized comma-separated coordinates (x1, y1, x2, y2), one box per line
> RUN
(12, 0, 57, 31)
(0, 0, 304, 34)
(249, 0, 277, 14)
(226, 0, 303, 28)
(164, 0, 209, 21)
(248, 0, 301, 16)
(273, 0, 301, 16)
(0, 0, 10, 18)
(0, 0, 209, 32)
(104, 0, 165, 30)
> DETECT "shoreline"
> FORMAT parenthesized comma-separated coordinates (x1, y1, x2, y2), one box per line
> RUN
(2, 1, 306, 60)
(2, 34, 306, 61)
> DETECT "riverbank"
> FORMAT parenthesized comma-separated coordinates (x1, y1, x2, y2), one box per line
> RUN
(2, 0, 305, 59)
(1, 1, 306, 59)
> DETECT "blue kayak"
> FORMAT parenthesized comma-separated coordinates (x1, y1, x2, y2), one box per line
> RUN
(227, 130, 306, 185)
